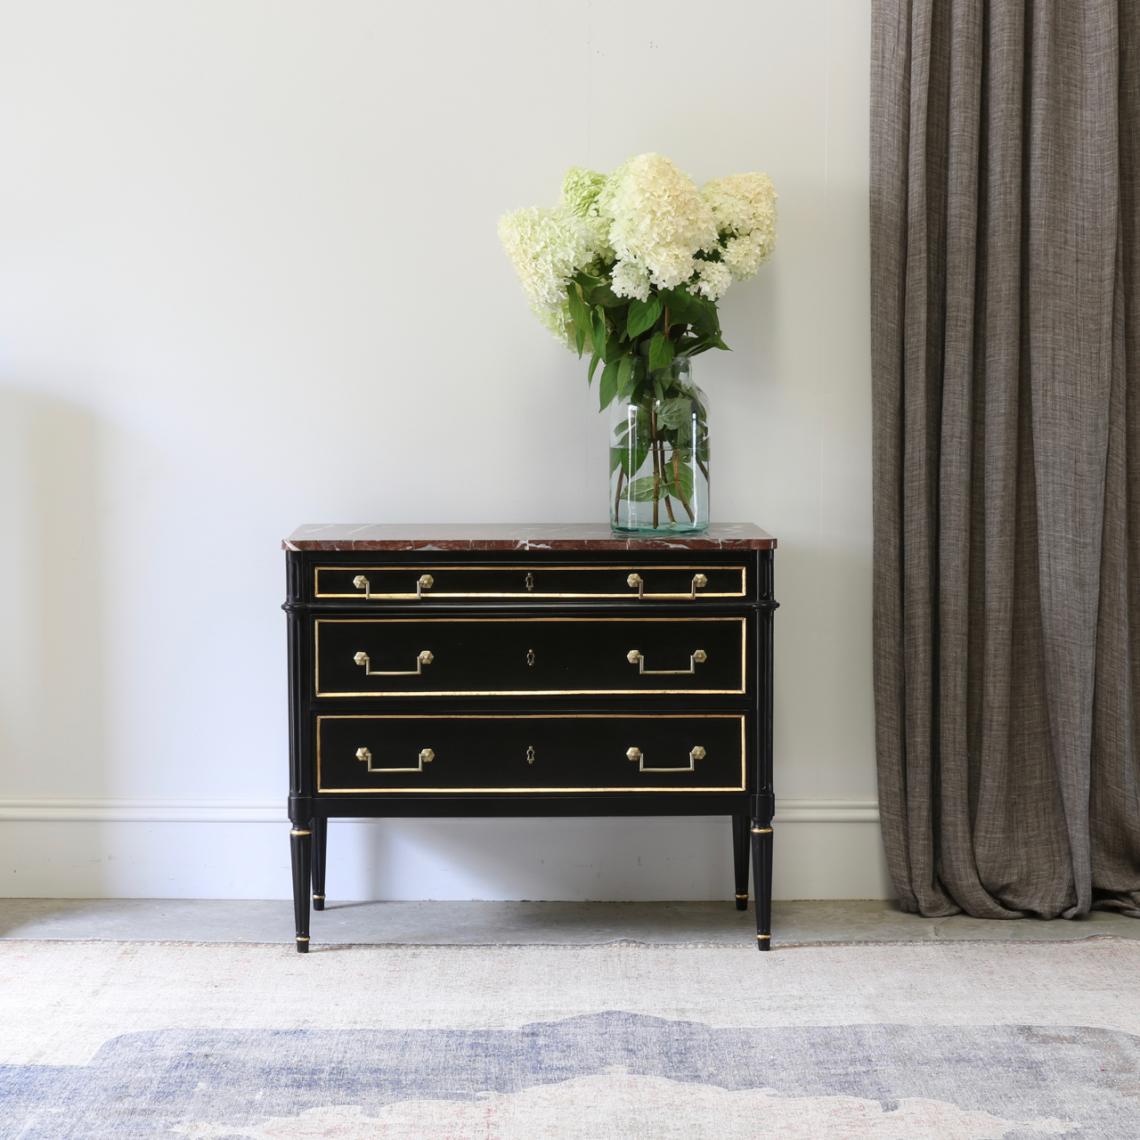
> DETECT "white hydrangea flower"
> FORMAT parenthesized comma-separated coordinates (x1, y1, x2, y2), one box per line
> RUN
(497, 206, 596, 312)
(721, 229, 776, 281)
(536, 300, 574, 346)
(701, 172, 777, 281)
(561, 167, 613, 261)
(610, 258, 652, 301)
(499, 157, 777, 354)
(598, 154, 717, 291)
(561, 166, 607, 217)
(693, 259, 732, 302)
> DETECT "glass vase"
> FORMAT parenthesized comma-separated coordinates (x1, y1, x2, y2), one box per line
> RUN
(609, 358, 709, 534)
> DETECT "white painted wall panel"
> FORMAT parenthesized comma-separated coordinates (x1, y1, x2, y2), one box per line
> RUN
(0, 0, 877, 899)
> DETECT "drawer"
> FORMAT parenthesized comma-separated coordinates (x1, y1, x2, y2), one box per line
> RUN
(316, 714, 747, 793)
(313, 563, 746, 602)
(314, 616, 747, 697)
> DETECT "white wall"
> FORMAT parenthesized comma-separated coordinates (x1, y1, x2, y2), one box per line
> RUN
(0, 0, 885, 900)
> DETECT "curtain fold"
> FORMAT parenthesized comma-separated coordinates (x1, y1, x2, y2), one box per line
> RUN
(871, 0, 1140, 918)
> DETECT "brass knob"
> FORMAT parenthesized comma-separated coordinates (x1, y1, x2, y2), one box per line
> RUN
(355, 747, 372, 763)
(626, 746, 642, 762)
(418, 650, 434, 665)
(627, 649, 642, 665)
(627, 573, 643, 589)
(690, 746, 707, 761)
(693, 649, 707, 663)
(418, 574, 434, 590)
(693, 573, 708, 589)
(353, 651, 368, 667)
(419, 748, 435, 764)
(352, 575, 368, 589)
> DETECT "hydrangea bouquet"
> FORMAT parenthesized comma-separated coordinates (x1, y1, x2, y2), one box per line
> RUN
(499, 153, 776, 532)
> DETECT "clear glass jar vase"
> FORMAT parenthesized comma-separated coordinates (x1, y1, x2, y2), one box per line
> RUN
(610, 358, 709, 534)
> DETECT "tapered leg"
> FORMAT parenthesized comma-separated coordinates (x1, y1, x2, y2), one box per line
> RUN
(290, 824, 312, 953)
(732, 814, 750, 910)
(311, 817, 327, 911)
(751, 821, 773, 951)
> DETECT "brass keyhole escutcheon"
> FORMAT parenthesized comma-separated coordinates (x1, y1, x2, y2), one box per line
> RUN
(526, 648, 536, 667)
(525, 572, 535, 592)
(526, 745, 536, 765)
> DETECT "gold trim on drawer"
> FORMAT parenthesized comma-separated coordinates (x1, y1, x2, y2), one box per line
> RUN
(314, 616, 748, 698)
(316, 714, 748, 794)
(313, 564, 747, 600)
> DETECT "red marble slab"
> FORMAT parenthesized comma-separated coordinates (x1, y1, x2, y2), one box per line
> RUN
(283, 523, 776, 552)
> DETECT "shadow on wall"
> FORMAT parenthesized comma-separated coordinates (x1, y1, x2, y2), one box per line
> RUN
(0, 387, 113, 894)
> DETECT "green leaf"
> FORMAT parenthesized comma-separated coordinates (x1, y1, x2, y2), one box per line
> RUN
(587, 352, 601, 386)
(610, 414, 650, 477)
(627, 296, 662, 339)
(567, 285, 592, 356)
(683, 334, 731, 356)
(592, 307, 609, 361)
(648, 332, 675, 372)
(590, 284, 624, 308)
(611, 414, 653, 479)
(666, 455, 695, 502)
(627, 474, 663, 502)
(616, 355, 635, 398)
(613, 437, 650, 477)
(662, 287, 721, 339)
(575, 269, 606, 288)
(656, 396, 693, 430)
(625, 450, 696, 504)
(599, 359, 619, 410)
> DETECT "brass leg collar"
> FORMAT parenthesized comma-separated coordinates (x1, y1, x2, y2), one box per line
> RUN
(751, 826, 773, 835)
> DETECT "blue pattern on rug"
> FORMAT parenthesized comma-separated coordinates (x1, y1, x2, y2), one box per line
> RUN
(1, 1015, 1137, 1138)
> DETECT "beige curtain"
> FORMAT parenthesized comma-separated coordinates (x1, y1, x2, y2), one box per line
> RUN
(871, 0, 1140, 918)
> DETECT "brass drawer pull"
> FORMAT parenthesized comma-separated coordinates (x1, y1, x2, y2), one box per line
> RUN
(626, 571, 709, 600)
(352, 573, 434, 600)
(627, 648, 707, 675)
(626, 745, 706, 773)
(356, 746, 434, 773)
(353, 649, 434, 676)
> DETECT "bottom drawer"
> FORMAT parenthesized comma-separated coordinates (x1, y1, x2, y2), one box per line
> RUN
(316, 714, 747, 794)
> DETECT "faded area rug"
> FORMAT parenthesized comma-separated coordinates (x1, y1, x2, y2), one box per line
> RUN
(1, 939, 1138, 1138)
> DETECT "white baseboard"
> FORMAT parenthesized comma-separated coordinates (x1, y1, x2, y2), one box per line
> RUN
(0, 798, 891, 901)
(0, 797, 880, 824)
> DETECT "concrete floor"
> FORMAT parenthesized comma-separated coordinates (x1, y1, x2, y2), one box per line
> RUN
(1, 898, 1137, 946)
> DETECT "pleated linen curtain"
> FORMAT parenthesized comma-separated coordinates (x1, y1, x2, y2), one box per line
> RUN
(871, 0, 1140, 918)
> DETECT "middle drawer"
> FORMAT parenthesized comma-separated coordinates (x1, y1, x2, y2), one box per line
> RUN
(314, 616, 747, 698)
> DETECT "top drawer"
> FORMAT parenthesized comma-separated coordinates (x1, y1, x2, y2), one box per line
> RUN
(313, 564, 747, 603)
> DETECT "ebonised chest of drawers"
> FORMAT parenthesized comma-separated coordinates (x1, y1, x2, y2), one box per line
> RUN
(283, 523, 777, 952)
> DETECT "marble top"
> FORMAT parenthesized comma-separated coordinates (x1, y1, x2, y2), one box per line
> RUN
(283, 523, 776, 552)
